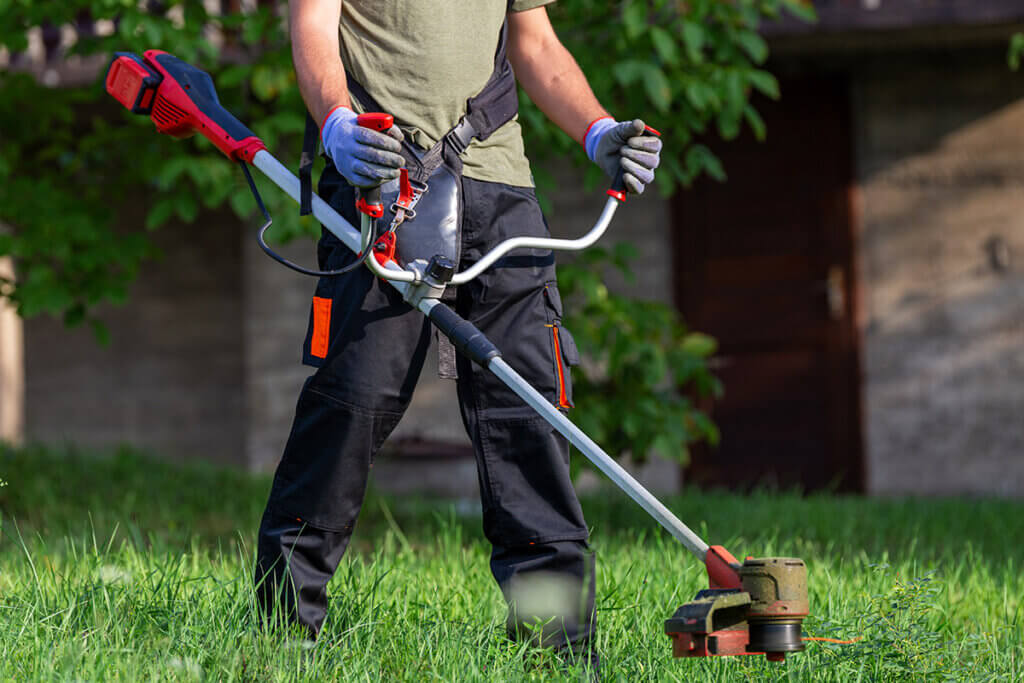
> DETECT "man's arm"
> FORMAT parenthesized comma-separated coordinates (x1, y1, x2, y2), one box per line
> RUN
(290, 0, 351, 126)
(507, 7, 607, 144)
(290, 0, 404, 187)
(508, 7, 661, 194)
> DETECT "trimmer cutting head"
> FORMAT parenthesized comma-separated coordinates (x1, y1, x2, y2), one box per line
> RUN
(665, 547, 808, 662)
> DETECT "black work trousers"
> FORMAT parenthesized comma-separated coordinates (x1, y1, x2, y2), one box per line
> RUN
(255, 165, 595, 652)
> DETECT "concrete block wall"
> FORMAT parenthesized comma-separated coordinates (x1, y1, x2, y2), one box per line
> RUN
(23, 208, 246, 465)
(242, 228, 315, 472)
(856, 50, 1024, 496)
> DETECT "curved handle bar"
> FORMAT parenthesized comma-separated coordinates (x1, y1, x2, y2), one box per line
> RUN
(361, 125, 660, 286)
(449, 197, 620, 285)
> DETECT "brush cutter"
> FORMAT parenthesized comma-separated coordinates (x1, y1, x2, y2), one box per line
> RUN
(105, 49, 810, 661)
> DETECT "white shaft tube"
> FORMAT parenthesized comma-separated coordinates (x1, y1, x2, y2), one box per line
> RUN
(449, 197, 620, 285)
(489, 357, 710, 560)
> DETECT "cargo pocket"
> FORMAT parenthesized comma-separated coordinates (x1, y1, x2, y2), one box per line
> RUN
(543, 282, 580, 410)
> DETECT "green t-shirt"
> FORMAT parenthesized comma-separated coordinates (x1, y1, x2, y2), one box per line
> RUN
(339, 0, 554, 188)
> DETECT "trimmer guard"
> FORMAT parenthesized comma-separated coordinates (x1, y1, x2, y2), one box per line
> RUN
(665, 590, 755, 657)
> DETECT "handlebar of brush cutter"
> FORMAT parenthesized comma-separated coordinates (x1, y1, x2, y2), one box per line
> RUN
(104, 51, 714, 562)
(106, 50, 649, 286)
(450, 125, 662, 285)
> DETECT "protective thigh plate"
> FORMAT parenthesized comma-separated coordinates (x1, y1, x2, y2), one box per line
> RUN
(378, 164, 462, 271)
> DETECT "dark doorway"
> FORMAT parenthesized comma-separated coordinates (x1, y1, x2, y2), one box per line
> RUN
(673, 76, 864, 492)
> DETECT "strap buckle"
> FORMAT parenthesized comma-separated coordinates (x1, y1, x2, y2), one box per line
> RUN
(444, 118, 477, 156)
(388, 169, 427, 230)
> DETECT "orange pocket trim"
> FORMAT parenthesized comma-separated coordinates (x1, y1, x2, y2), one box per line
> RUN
(552, 326, 571, 409)
(311, 296, 332, 359)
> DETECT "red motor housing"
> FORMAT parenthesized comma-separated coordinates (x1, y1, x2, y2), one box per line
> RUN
(105, 50, 266, 162)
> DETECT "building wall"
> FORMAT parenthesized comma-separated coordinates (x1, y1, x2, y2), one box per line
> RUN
(23, 208, 247, 465)
(856, 49, 1024, 496)
(242, 228, 314, 472)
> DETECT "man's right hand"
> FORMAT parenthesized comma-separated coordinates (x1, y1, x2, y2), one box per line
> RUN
(320, 106, 406, 188)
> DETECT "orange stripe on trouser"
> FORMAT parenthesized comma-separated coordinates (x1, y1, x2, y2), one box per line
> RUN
(551, 326, 571, 409)
(310, 296, 332, 359)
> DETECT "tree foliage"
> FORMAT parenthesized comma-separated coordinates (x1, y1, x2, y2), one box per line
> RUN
(558, 245, 722, 466)
(526, 0, 814, 192)
(0, 1, 307, 332)
(0, 0, 812, 464)
(1010, 32, 1024, 71)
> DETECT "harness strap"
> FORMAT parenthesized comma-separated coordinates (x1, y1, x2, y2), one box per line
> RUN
(299, 113, 318, 216)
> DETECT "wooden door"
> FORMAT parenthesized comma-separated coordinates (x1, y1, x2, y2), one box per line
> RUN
(674, 76, 864, 492)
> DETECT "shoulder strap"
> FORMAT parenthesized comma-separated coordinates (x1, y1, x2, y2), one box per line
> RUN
(298, 112, 318, 215)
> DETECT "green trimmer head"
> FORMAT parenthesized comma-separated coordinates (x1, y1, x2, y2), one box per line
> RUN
(665, 547, 809, 661)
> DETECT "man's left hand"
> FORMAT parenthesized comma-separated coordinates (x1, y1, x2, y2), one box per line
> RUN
(585, 118, 662, 195)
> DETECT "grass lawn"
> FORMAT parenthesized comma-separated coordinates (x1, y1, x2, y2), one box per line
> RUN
(1, 445, 1021, 681)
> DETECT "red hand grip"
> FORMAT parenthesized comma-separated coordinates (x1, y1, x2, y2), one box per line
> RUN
(354, 113, 393, 217)
(356, 112, 394, 132)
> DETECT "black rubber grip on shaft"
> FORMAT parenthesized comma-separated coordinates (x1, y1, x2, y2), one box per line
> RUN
(611, 167, 627, 195)
(428, 304, 501, 367)
(363, 185, 381, 205)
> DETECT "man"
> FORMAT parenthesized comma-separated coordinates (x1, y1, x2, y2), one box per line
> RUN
(255, 0, 662, 667)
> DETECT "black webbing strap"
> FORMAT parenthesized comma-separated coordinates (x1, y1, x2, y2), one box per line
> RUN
(299, 112, 318, 215)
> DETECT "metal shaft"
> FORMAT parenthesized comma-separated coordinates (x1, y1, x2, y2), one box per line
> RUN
(488, 357, 709, 559)
(251, 149, 711, 562)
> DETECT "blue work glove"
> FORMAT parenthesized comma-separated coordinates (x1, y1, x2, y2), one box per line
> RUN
(585, 117, 662, 195)
(320, 106, 405, 188)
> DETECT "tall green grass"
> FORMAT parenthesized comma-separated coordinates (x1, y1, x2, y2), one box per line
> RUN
(1, 445, 1021, 680)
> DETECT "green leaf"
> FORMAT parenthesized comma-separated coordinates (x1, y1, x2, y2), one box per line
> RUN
(723, 69, 746, 108)
(649, 26, 679, 66)
(734, 30, 768, 64)
(743, 103, 766, 141)
(90, 319, 112, 346)
(642, 65, 673, 113)
(717, 107, 741, 140)
(747, 70, 780, 99)
(1010, 33, 1024, 71)
(176, 194, 199, 223)
(612, 59, 648, 86)
(145, 199, 177, 231)
(780, 0, 818, 23)
(681, 332, 717, 357)
(684, 80, 719, 111)
(684, 144, 726, 182)
(622, 1, 648, 40)
(652, 433, 684, 461)
(681, 20, 705, 63)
